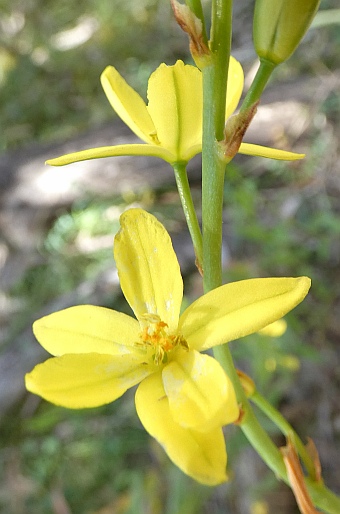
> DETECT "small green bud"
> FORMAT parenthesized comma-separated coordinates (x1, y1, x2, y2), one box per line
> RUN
(253, 0, 321, 65)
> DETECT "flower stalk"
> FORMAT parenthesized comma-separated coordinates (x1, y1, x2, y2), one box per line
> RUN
(172, 162, 203, 271)
(239, 58, 276, 113)
(251, 390, 316, 480)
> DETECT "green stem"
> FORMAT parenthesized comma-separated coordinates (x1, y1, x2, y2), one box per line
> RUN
(210, 0, 233, 139)
(202, 0, 288, 486)
(251, 390, 316, 480)
(201, 0, 232, 292)
(201, 77, 225, 290)
(306, 479, 340, 514)
(240, 58, 276, 112)
(213, 345, 288, 479)
(172, 162, 203, 270)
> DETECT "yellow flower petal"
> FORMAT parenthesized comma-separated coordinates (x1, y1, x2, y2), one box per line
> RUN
(146, 60, 203, 162)
(114, 209, 183, 331)
(239, 142, 305, 161)
(179, 277, 311, 351)
(33, 305, 140, 356)
(46, 144, 175, 166)
(162, 350, 239, 431)
(26, 352, 150, 408)
(101, 66, 156, 145)
(225, 57, 244, 119)
(135, 372, 228, 485)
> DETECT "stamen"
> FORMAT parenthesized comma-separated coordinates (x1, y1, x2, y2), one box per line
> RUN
(137, 313, 188, 365)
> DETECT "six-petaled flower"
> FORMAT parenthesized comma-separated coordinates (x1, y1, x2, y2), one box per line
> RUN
(26, 209, 311, 485)
(46, 59, 304, 167)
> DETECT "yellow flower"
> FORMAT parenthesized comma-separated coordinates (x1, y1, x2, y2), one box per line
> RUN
(25, 209, 311, 485)
(46, 59, 304, 167)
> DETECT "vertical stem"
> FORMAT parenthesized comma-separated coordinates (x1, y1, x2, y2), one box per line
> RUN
(201, 0, 232, 293)
(201, 2, 287, 482)
(196, 2, 340, 509)
(201, 68, 225, 291)
(201, 0, 290, 491)
(210, 0, 233, 139)
(173, 162, 203, 270)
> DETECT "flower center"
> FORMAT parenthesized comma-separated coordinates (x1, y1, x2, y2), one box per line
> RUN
(138, 313, 188, 365)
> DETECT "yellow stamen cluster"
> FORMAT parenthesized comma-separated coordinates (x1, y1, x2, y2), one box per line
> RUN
(139, 314, 188, 365)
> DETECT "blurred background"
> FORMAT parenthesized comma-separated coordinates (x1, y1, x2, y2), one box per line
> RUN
(0, 0, 340, 512)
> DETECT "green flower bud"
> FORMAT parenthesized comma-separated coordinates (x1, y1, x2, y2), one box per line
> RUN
(253, 0, 321, 65)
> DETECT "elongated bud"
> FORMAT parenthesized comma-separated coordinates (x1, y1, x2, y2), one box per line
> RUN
(253, 0, 321, 65)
